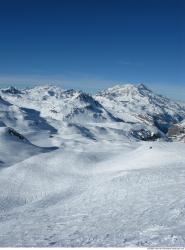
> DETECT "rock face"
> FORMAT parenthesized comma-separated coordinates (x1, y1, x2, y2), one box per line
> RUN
(0, 84, 185, 141)
(168, 120, 185, 142)
(1, 86, 22, 95)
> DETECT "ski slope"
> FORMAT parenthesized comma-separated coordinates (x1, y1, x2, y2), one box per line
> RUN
(0, 140, 185, 247)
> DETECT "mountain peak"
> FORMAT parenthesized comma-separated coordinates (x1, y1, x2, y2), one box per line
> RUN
(97, 83, 152, 98)
(137, 83, 151, 91)
(2, 86, 22, 95)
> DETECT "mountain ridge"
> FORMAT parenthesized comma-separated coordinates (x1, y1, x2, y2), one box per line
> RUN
(0, 83, 184, 142)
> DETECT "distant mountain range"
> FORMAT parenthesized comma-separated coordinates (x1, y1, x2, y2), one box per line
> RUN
(0, 84, 185, 143)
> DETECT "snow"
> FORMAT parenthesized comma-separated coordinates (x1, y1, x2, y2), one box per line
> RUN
(0, 140, 185, 247)
(0, 84, 185, 247)
(0, 126, 57, 167)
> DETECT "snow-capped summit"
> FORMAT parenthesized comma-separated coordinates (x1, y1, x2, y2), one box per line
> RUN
(2, 86, 22, 95)
(24, 84, 67, 99)
(95, 83, 185, 133)
(97, 83, 151, 99)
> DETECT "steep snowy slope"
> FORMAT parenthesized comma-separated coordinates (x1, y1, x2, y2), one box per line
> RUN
(0, 126, 57, 167)
(95, 84, 185, 133)
(0, 94, 57, 136)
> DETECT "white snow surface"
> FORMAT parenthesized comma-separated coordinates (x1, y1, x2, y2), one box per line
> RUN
(0, 84, 185, 247)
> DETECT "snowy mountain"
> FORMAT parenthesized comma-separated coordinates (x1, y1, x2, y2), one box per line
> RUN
(0, 85, 121, 123)
(1, 83, 185, 247)
(2, 83, 184, 142)
(0, 86, 130, 142)
(95, 84, 185, 133)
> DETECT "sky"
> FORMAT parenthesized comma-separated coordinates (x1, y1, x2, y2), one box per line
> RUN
(0, 0, 184, 100)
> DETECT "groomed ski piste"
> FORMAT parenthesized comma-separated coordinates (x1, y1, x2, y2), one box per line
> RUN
(0, 84, 185, 247)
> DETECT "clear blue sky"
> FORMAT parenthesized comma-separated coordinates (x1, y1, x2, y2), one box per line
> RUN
(0, 0, 184, 100)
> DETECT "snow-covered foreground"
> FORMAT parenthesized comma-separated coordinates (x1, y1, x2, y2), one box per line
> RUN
(0, 139, 185, 247)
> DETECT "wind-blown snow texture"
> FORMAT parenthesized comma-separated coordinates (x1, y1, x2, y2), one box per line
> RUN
(0, 83, 185, 247)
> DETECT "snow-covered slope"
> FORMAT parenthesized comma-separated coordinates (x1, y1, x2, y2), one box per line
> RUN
(0, 94, 57, 136)
(1, 140, 185, 247)
(0, 126, 57, 167)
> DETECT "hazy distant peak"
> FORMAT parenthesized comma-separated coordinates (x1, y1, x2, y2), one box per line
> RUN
(2, 86, 22, 95)
(97, 83, 152, 98)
